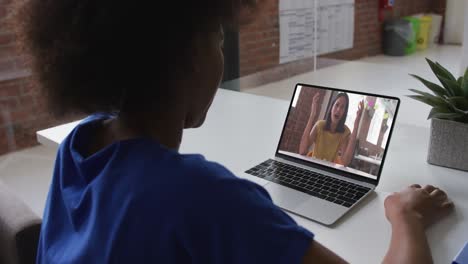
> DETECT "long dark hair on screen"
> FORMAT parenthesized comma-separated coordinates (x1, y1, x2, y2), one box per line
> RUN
(325, 93, 349, 133)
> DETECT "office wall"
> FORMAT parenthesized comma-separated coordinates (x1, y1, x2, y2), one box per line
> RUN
(0, 0, 23, 73)
(355, 106, 386, 157)
(279, 87, 325, 153)
(0, 0, 448, 155)
(0, 77, 55, 155)
(443, 0, 465, 44)
(0, 1, 68, 155)
(239, 0, 446, 76)
(461, 0, 468, 75)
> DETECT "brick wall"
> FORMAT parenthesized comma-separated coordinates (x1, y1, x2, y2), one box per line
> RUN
(239, 0, 446, 76)
(0, 0, 448, 155)
(0, 1, 65, 155)
(431, 0, 447, 15)
(0, 73, 79, 155)
(279, 87, 325, 153)
(1, 76, 50, 154)
(0, 0, 24, 73)
(239, 0, 279, 76)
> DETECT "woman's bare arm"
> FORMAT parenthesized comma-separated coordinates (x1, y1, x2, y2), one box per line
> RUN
(382, 215, 432, 264)
(302, 240, 348, 264)
(382, 185, 453, 264)
(340, 131, 357, 166)
(299, 93, 320, 155)
(299, 120, 319, 155)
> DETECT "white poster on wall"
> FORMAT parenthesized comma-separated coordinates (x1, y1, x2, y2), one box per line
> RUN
(279, 0, 355, 64)
(279, 0, 315, 64)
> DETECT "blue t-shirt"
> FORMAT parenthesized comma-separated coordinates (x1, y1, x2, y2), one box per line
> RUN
(37, 114, 314, 263)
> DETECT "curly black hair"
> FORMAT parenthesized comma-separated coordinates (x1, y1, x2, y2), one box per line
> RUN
(13, 0, 257, 116)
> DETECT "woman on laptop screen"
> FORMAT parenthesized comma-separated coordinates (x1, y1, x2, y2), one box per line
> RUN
(299, 92, 363, 166)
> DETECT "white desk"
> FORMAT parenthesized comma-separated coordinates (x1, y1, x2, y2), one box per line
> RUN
(37, 88, 468, 263)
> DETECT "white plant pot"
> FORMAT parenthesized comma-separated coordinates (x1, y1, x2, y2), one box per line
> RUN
(427, 118, 468, 171)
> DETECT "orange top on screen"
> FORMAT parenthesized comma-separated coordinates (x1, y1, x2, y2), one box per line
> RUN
(307, 120, 350, 163)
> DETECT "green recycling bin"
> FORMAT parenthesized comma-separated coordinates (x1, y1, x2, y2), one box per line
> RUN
(403, 16, 420, 55)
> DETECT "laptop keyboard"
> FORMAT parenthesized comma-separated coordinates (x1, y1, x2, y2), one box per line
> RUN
(245, 159, 371, 208)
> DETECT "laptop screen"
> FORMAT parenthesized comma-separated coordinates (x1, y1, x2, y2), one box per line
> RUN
(277, 84, 400, 180)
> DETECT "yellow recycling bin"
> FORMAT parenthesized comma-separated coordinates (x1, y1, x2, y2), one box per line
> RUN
(417, 15, 432, 50)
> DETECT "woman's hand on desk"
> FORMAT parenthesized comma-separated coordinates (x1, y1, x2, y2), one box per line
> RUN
(382, 185, 454, 264)
(384, 184, 454, 229)
(302, 184, 454, 264)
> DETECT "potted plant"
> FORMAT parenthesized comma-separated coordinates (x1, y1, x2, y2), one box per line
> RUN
(409, 58, 468, 171)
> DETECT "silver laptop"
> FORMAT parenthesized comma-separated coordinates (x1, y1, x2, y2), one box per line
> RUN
(242, 83, 400, 226)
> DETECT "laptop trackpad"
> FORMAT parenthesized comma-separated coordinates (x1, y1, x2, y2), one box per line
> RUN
(264, 182, 309, 211)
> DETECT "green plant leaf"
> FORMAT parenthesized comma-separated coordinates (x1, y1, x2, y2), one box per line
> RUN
(462, 67, 468, 98)
(447, 96, 468, 111)
(437, 96, 468, 115)
(428, 106, 453, 119)
(408, 88, 450, 103)
(426, 58, 457, 82)
(436, 61, 457, 80)
(408, 88, 429, 96)
(409, 74, 448, 97)
(438, 75, 462, 96)
(451, 105, 468, 115)
(428, 110, 464, 120)
(407, 94, 450, 108)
